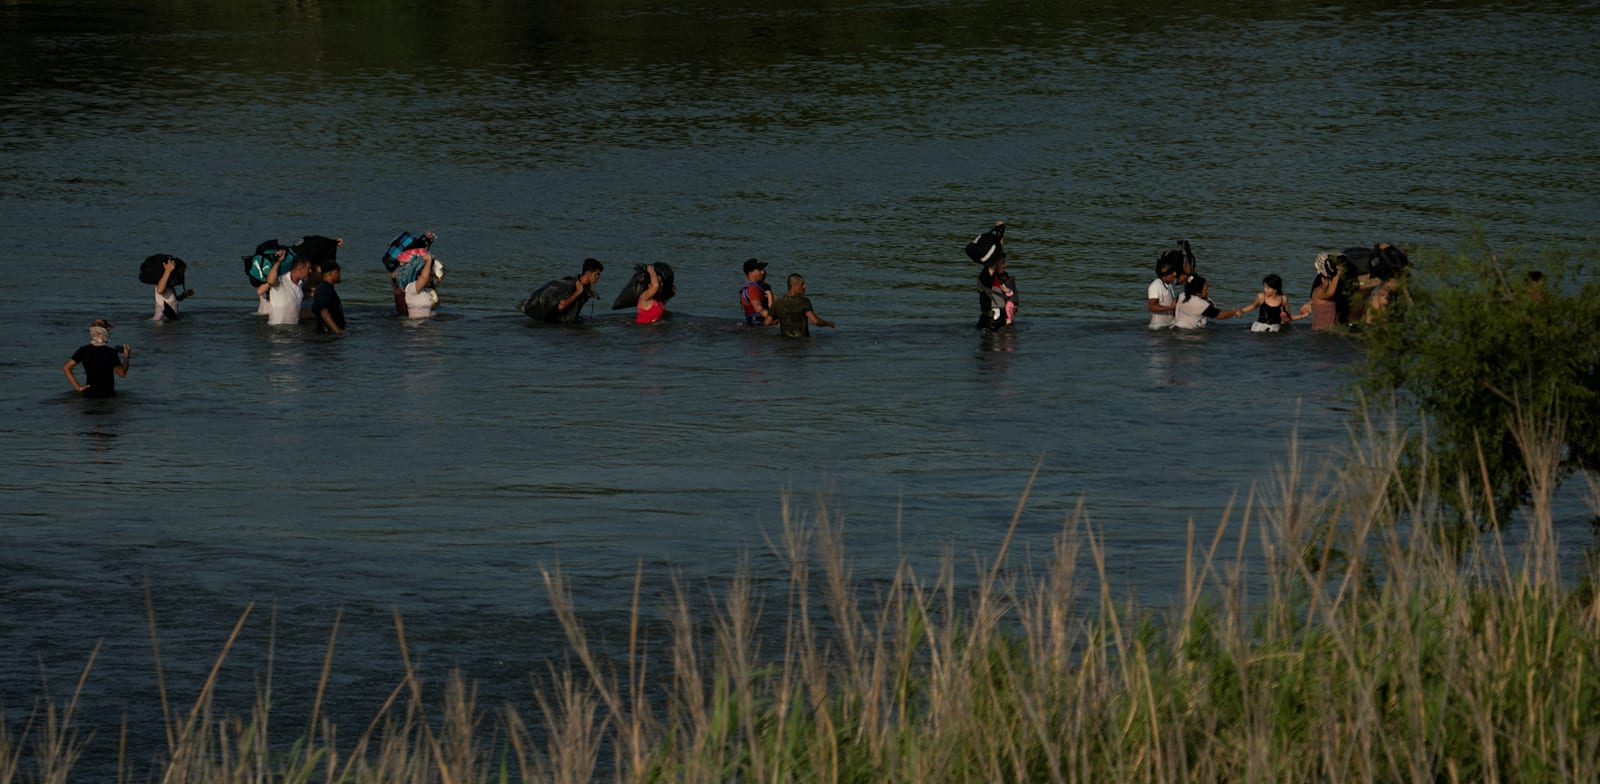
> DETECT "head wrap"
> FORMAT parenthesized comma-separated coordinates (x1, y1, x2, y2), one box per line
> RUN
(89, 326, 110, 346)
(1314, 253, 1336, 279)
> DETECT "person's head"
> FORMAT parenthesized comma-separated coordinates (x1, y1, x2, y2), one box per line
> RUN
(743, 258, 768, 282)
(1526, 270, 1545, 285)
(318, 261, 342, 284)
(291, 257, 312, 280)
(88, 318, 114, 346)
(1183, 275, 1208, 301)
(580, 258, 604, 285)
(1156, 256, 1180, 282)
(1314, 252, 1337, 280)
(787, 273, 806, 295)
(1262, 274, 1284, 295)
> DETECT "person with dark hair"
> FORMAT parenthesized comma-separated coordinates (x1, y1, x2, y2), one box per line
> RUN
(1146, 255, 1182, 329)
(739, 259, 774, 326)
(1173, 275, 1245, 329)
(519, 258, 605, 323)
(63, 319, 130, 397)
(1235, 273, 1304, 333)
(771, 273, 835, 338)
(634, 264, 672, 324)
(311, 262, 346, 334)
(556, 258, 604, 318)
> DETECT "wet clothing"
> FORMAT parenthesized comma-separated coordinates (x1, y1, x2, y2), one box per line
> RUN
(635, 299, 665, 324)
(403, 281, 434, 318)
(267, 274, 304, 325)
(71, 344, 121, 398)
(771, 294, 817, 337)
(311, 282, 345, 333)
(740, 281, 772, 325)
(1256, 300, 1290, 326)
(1309, 299, 1339, 331)
(1147, 277, 1177, 329)
(153, 287, 180, 321)
(1174, 296, 1221, 329)
(977, 269, 1018, 330)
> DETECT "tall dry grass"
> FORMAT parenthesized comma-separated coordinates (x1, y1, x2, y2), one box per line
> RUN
(3, 411, 1598, 783)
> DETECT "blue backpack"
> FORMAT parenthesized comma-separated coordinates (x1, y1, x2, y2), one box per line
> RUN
(383, 231, 432, 272)
(243, 240, 293, 286)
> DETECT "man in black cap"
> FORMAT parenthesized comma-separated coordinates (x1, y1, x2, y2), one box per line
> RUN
(738, 258, 774, 326)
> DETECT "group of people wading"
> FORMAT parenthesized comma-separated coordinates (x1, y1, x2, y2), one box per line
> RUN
(64, 221, 1408, 397)
(1143, 240, 1410, 332)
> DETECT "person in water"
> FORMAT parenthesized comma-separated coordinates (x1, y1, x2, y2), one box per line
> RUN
(394, 247, 442, 319)
(266, 254, 313, 326)
(1173, 275, 1245, 329)
(311, 261, 346, 335)
(556, 258, 605, 320)
(390, 231, 436, 316)
(63, 319, 130, 397)
(771, 273, 836, 338)
(1146, 255, 1182, 329)
(151, 256, 191, 321)
(977, 255, 1018, 330)
(1236, 273, 1305, 333)
(635, 264, 671, 324)
(739, 258, 774, 326)
(1307, 253, 1346, 331)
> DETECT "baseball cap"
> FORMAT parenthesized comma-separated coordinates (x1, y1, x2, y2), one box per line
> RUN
(743, 258, 768, 274)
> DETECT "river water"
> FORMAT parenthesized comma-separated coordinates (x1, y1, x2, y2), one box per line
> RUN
(2, 0, 1597, 775)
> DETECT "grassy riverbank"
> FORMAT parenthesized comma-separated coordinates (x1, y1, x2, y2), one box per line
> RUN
(5, 415, 1597, 783)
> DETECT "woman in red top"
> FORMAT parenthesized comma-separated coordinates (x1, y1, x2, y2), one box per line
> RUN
(635, 264, 668, 324)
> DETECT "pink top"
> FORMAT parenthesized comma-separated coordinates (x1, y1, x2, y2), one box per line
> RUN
(635, 300, 665, 324)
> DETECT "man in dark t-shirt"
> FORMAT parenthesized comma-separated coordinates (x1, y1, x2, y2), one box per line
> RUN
(311, 263, 347, 334)
(770, 273, 836, 338)
(63, 319, 130, 397)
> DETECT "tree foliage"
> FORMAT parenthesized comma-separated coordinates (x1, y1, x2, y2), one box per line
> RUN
(1357, 242, 1600, 524)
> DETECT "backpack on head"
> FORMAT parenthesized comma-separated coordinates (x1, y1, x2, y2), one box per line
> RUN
(965, 223, 1006, 264)
(139, 254, 186, 285)
(383, 231, 432, 272)
(243, 240, 292, 286)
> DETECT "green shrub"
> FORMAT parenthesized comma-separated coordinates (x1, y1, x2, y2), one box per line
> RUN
(1357, 241, 1600, 525)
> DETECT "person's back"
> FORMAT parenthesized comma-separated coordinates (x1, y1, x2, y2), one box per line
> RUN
(63, 319, 129, 398)
(771, 293, 814, 337)
(72, 344, 122, 396)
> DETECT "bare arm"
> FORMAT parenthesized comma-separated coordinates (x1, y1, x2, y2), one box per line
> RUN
(264, 250, 287, 286)
(156, 260, 175, 295)
(414, 255, 435, 289)
(115, 345, 129, 378)
(637, 266, 660, 308)
(318, 308, 345, 334)
(63, 359, 83, 392)
(806, 309, 835, 329)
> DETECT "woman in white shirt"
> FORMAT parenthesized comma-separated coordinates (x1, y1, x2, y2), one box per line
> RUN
(1174, 275, 1246, 329)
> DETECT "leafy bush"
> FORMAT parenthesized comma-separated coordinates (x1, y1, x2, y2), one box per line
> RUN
(1357, 241, 1600, 525)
